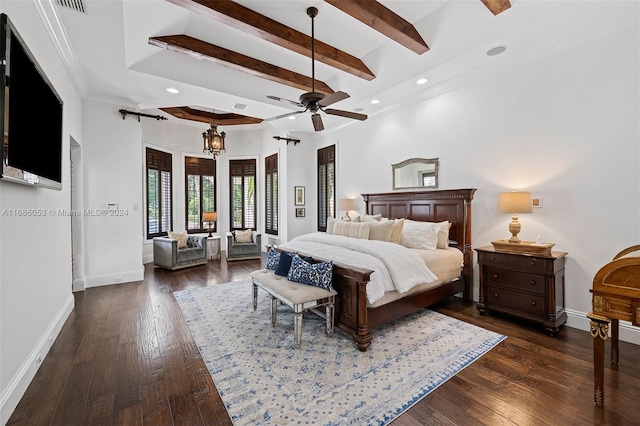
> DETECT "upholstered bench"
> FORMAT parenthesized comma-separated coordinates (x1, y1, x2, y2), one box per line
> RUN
(249, 268, 338, 349)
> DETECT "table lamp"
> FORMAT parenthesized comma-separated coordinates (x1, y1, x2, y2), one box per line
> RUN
(203, 211, 217, 237)
(339, 198, 357, 219)
(497, 191, 532, 243)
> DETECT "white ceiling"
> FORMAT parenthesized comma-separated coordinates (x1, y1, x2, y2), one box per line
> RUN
(48, 0, 635, 135)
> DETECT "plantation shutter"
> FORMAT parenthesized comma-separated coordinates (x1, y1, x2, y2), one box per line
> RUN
(185, 156, 216, 233)
(146, 147, 172, 238)
(229, 159, 257, 231)
(265, 154, 278, 235)
(317, 145, 335, 232)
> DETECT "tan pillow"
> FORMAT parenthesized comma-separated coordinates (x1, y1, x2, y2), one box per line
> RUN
(389, 218, 405, 244)
(333, 221, 371, 239)
(168, 230, 188, 249)
(368, 220, 395, 242)
(235, 229, 253, 243)
(327, 216, 358, 234)
(436, 221, 451, 249)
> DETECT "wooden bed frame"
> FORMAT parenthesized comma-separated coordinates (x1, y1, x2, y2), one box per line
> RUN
(285, 188, 477, 351)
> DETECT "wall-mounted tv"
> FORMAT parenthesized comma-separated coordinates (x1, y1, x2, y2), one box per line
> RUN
(1, 13, 63, 190)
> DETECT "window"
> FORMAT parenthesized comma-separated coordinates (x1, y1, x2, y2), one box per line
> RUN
(146, 147, 172, 238)
(230, 159, 256, 230)
(265, 154, 278, 235)
(185, 156, 216, 233)
(317, 145, 335, 232)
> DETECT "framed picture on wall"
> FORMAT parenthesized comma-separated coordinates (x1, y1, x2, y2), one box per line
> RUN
(295, 208, 305, 217)
(295, 186, 305, 206)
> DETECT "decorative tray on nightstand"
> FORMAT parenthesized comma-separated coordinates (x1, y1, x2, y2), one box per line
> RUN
(491, 240, 555, 256)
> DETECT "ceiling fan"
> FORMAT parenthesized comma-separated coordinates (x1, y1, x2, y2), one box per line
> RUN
(266, 7, 367, 131)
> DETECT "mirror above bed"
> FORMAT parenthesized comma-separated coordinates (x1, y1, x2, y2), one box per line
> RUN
(392, 158, 439, 190)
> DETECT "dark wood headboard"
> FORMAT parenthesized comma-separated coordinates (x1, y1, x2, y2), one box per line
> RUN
(362, 189, 477, 300)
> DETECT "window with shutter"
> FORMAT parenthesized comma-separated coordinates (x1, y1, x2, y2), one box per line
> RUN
(317, 145, 335, 232)
(229, 159, 257, 231)
(146, 147, 172, 239)
(265, 154, 278, 235)
(185, 156, 217, 233)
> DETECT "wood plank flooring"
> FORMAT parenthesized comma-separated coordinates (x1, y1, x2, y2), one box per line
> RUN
(8, 255, 640, 425)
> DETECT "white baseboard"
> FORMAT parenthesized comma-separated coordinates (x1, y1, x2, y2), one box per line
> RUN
(84, 267, 144, 288)
(72, 277, 85, 292)
(566, 308, 640, 345)
(142, 253, 153, 265)
(0, 294, 75, 425)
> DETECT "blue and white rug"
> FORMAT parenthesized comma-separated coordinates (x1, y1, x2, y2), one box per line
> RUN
(174, 280, 506, 425)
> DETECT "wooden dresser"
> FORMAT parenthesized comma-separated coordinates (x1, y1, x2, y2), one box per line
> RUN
(475, 246, 567, 335)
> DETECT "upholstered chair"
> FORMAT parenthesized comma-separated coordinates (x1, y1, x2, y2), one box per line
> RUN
(153, 234, 208, 270)
(226, 230, 262, 261)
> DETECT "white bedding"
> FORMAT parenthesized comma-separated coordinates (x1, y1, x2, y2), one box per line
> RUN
(279, 232, 439, 304)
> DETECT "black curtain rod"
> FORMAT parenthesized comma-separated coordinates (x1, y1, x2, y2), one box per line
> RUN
(119, 109, 167, 121)
(273, 136, 301, 145)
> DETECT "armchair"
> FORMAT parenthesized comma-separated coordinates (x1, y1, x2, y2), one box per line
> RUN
(153, 234, 208, 270)
(226, 230, 262, 261)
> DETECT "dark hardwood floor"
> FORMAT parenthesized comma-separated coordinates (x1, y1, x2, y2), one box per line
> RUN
(8, 255, 640, 426)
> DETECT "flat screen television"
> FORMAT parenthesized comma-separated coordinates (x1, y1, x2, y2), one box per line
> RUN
(1, 13, 63, 190)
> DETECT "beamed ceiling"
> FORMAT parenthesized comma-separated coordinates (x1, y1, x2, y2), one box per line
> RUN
(46, 0, 628, 134)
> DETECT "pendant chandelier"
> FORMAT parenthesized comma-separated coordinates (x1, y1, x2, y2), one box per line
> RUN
(202, 124, 226, 159)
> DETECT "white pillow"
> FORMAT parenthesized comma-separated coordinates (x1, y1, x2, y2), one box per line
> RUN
(333, 221, 371, 239)
(367, 220, 395, 242)
(168, 230, 188, 248)
(400, 220, 440, 250)
(361, 214, 382, 222)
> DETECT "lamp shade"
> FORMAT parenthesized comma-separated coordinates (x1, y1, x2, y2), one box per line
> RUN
(339, 198, 357, 211)
(203, 211, 217, 223)
(498, 191, 532, 214)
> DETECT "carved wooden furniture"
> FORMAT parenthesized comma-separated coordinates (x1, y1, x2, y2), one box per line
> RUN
(475, 246, 567, 335)
(588, 245, 640, 406)
(279, 189, 475, 351)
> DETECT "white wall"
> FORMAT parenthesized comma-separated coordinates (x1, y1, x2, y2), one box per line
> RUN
(80, 103, 144, 288)
(0, 2, 83, 423)
(324, 22, 639, 342)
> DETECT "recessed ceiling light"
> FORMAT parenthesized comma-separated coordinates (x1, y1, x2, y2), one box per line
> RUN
(166, 87, 179, 94)
(416, 78, 428, 85)
(370, 99, 380, 105)
(486, 46, 507, 56)
(234, 103, 248, 110)
(288, 116, 296, 120)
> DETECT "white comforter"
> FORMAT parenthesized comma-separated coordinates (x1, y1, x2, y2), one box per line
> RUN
(279, 233, 437, 304)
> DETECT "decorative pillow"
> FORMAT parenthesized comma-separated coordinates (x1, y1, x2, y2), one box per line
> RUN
(389, 218, 405, 244)
(367, 220, 395, 242)
(436, 221, 451, 249)
(266, 247, 280, 270)
(275, 251, 294, 276)
(168, 230, 188, 249)
(287, 254, 333, 291)
(361, 214, 382, 222)
(235, 229, 253, 243)
(326, 216, 359, 234)
(333, 221, 371, 239)
(400, 220, 440, 250)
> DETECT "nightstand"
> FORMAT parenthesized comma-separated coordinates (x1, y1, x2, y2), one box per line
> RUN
(207, 235, 221, 260)
(475, 246, 567, 335)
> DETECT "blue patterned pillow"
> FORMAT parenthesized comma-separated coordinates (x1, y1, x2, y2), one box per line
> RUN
(266, 247, 280, 270)
(287, 253, 333, 291)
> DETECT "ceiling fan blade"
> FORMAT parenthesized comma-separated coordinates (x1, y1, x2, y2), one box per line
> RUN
(324, 108, 368, 121)
(266, 110, 304, 122)
(318, 91, 350, 107)
(311, 113, 324, 131)
(267, 95, 304, 108)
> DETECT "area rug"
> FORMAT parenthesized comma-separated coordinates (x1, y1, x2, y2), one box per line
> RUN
(174, 280, 506, 425)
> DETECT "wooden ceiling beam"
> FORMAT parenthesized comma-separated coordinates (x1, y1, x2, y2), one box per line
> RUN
(324, 0, 428, 55)
(165, 0, 375, 81)
(149, 35, 334, 96)
(481, 0, 511, 15)
(160, 106, 264, 125)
